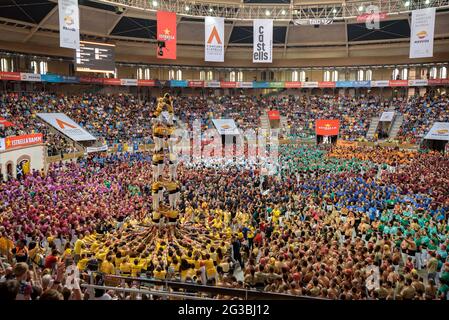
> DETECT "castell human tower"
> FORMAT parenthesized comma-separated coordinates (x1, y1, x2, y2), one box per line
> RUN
(151, 93, 180, 230)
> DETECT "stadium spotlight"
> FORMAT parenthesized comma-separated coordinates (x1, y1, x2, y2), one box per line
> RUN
(281, 9, 286, 15)
(265, 10, 271, 16)
(333, 8, 337, 14)
(185, 6, 190, 11)
(358, 5, 364, 11)
(209, 8, 213, 13)
(152, 1, 158, 7)
(425, 0, 430, 3)
(404, 1, 410, 6)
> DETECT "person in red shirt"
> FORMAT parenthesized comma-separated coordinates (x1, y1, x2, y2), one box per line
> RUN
(44, 249, 59, 270)
(253, 230, 263, 247)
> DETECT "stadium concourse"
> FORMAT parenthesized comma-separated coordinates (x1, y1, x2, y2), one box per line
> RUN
(0, 0, 449, 304)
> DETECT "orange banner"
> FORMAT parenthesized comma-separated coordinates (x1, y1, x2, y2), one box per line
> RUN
(157, 11, 177, 60)
(5, 133, 43, 150)
(315, 119, 340, 136)
(268, 110, 280, 120)
(336, 140, 357, 147)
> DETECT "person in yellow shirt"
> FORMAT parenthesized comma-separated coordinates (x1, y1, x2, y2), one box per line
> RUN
(73, 235, 84, 263)
(153, 266, 166, 280)
(0, 230, 14, 261)
(100, 256, 115, 275)
(77, 254, 89, 272)
(120, 257, 132, 277)
(203, 254, 217, 280)
(131, 259, 143, 277)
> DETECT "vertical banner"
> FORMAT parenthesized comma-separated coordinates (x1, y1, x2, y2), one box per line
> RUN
(58, 0, 80, 49)
(409, 8, 436, 59)
(205, 17, 224, 62)
(253, 19, 273, 63)
(157, 11, 177, 60)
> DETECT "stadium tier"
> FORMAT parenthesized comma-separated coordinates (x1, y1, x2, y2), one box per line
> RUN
(0, 0, 449, 311)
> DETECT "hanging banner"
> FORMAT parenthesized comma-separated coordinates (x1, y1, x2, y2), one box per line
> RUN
(103, 78, 121, 86)
(408, 79, 428, 86)
(188, 81, 204, 88)
(253, 19, 273, 63)
(253, 81, 269, 88)
(212, 119, 240, 135)
(353, 81, 371, 87)
(293, 18, 333, 26)
(220, 81, 237, 88)
(424, 122, 449, 141)
(409, 8, 436, 59)
(269, 82, 284, 88)
(205, 17, 224, 62)
(5, 134, 43, 150)
(0, 72, 21, 81)
(205, 81, 221, 88)
(315, 120, 340, 136)
(285, 81, 301, 88)
(0, 138, 5, 151)
(389, 80, 408, 87)
(20, 73, 42, 82)
(371, 80, 390, 87)
(120, 79, 138, 86)
(137, 80, 156, 86)
(380, 111, 395, 122)
(157, 11, 177, 60)
(58, 0, 80, 49)
(170, 80, 188, 87)
(37, 113, 97, 142)
(268, 110, 280, 120)
(86, 145, 108, 153)
(318, 81, 336, 88)
(237, 82, 253, 88)
(356, 12, 388, 23)
(302, 81, 318, 88)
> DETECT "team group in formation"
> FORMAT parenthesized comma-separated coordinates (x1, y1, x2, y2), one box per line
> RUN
(0, 91, 448, 300)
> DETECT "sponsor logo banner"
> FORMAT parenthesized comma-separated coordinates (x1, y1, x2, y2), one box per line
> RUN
(86, 145, 108, 153)
(337, 140, 357, 148)
(285, 81, 302, 88)
(137, 79, 156, 87)
(268, 110, 280, 120)
(353, 81, 371, 87)
(37, 113, 97, 142)
(188, 81, 204, 88)
(20, 73, 41, 82)
(58, 0, 80, 49)
(253, 19, 273, 63)
(424, 122, 449, 141)
(0, 138, 5, 151)
(103, 78, 121, 86)
(371, 80, 390, 87)
(318, 81, 336, 88)
(0, 72, 21, 81)
(389, 80, 408, 87)
(220, 81, 237, 88)
(157, 11, 177, 60)
(120, 79, 138, 86)
(237, 82, 253, 88)
(428, 79, 442, 85)
(336, 81, 354, 88)
(293, 18, 333, 26)
(205, 17, 224, 62)
(315, 119, 340, 136)
(60, 76, 79, 83)
(170, 80, 188, 87)
(410, 8, 436, 59)
(205, 81, 221, 88)
(408, 79, 428, 86)
(380, 111, 395, 122)
(212, 119, 240, 135)
(41, 74, 62, 83)
(5, 133, 43, 150)
(356, 12, 388, 23)
(302, 81, 318, 88)
(269, 82, 284, 88)
(253, 81, 269, 88)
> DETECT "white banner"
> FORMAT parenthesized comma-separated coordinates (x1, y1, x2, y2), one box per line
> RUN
(37, 113, 97, 142)
(212, 119, 240, 135)
(0, 138, 5, 151)
(20, 73, 42, 82)
(371, 80, 390, 87)
(409, 8, 435, 59)
(302, 81, 318, 88)
(205, 81, 221, 88)
(120, 79, 138, 86)
(293, 18, 333, 26)
(237, 82, 253, 88)
(424, 122, 449, 141)
(205, 17, 224, 62)
(253, 19, 273, 63)
(86, 145, 108, 153)
(58, 0, 80, 50)
(408, 79, 428, 86)
(380, 111, 395, 122)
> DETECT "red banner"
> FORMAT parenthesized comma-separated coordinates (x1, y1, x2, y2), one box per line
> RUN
(441, 79, 449, 85)
(268, 110, 280, 120)
(220, 81, 237, 88)
(285, 81, 302, 88)
(315, 119, 340, 136)
(188, 81, 204, 88)
(137, 80, 156, 87)
(157, 11, 177, 60)
(428, 79, 442, 85)
(0, 72, 21, 81)
(5, 133, 43, 150)
(389, 80, 408, 87)
(356, 12, 388, 23)
(103, 78, 121, 86)
(318, 81, 336, 88)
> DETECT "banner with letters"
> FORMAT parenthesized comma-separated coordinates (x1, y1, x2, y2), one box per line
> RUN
(120, 79, 137, 86)
(86, 145, 109, 153)
(253, 19, 273, 63)
(157, 11, 177, 60)
(212, 119, 240, 135)
(409, 8, 436, 59)
(5, 133, 43, 150)
(379, 111, 395, 122)
(315, 119, 340, 136)
(21, 73, 41, 82)
(205, 81, 221, 88)
(408, 79, 428, 86)
(205, 17, 224, 62)
(58, 0, 80, 49)
(37, 113, 97, 142)
(424, 122, 449, 141)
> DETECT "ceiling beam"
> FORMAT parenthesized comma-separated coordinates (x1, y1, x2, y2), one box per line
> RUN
(283, 22, 290, 57)
(107, 7, 128, 35)
(224, 20, 236, 56)
(22, 5, 58, 43)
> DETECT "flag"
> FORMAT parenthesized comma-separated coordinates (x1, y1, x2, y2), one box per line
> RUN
(205, 17, 224, 62)
(157, 11, 177, 59)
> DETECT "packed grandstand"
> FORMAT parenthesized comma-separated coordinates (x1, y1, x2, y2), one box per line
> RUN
(0, 0, 449, 304)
